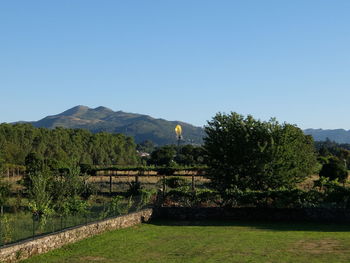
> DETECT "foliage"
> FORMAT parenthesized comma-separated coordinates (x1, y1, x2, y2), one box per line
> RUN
(0, 123, 139, 166)
(319, 156, 348, 183)
(0, 215, 13, 243)
(28, 169, 54, 225)
(50, 165, 95, 215)
(79, 163, 93, 174)
(165, 187, 220, 207)
(106, 196, 126, 216)
(315, 139, 350, 169)
(161, 176, 189, 189)
(163, 186, 350, 209)
(313, 178, 350, 208)
(148, 145, 177, 166)
(126, 181, 143, 197)
(222, 188, 323, 208)
(0, 180, 10, 215)
(62, 197, 89, 216)
(25, 152, 43, 174)
(162, 180, 350, 209)
(0, 161, 10, 215)
(204, 112, 317, 192)
(148, 144, 205, 166)
(136, 140, 155, 153)
(102, 196, 134, 218)
(174, 145, 205, 166)
(137, 189, 156, 208)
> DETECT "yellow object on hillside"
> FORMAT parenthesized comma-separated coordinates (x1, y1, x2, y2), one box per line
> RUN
(175, 124, 182, 137)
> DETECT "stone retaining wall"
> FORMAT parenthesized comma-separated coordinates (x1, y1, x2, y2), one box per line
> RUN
(0, 208, 153, 263)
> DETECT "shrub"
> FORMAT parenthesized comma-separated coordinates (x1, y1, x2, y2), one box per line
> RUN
(161, 177, 189, 189)
(319, 157, 348, 184)
(126, 181, 142, 197)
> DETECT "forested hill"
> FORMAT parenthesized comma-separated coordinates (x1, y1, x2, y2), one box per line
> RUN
(28, 105, 205, 145)
(304, 129, 350, 144)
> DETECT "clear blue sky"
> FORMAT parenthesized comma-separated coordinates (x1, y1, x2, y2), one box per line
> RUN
(1, 1, 350, 129)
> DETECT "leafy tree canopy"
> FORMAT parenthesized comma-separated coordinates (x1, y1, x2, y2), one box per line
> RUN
(148, 144, 205, 166)
(0, 123, 139, 166)
(319, 156, 348, 183)
(204, 112, 317, 192)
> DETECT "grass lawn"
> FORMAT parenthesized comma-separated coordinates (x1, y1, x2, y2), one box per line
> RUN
(22, 220, 350, 263)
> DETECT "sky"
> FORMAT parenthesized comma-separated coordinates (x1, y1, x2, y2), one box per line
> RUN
(1, 1, 350, 129)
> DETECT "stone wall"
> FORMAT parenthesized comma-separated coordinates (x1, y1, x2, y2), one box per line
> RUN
(0, 208, 153, 263)
(155, 207, 350, 223)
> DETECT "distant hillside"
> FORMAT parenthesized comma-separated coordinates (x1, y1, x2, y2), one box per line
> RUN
(304, 129, 350, 143)
(29, 105, 205, 145)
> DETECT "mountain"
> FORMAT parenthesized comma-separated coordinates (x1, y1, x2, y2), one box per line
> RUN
(30, 105, 205, 145)
(304, 129, 350, 144)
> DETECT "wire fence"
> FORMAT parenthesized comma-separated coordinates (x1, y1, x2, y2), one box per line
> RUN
(0, 174, 209, 247)
(0, 195, 152, 247)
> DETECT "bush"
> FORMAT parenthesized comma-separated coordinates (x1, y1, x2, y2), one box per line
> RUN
(163, 187, 328, 208)
(106, 196, 130, 216)
(164, 187, 220, 207)
(319, 157, 348, 183)
(161, 177, 189, 189)
(126, 181, 142, 197)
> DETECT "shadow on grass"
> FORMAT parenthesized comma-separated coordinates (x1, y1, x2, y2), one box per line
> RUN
(148, 218, 350, 232)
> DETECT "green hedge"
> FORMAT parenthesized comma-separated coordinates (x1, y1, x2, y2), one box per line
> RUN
(163, 186, 350, 209)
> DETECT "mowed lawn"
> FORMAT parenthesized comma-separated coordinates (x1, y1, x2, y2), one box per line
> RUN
(22, 220, 350, 263)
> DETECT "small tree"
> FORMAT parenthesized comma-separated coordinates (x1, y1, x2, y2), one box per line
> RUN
(0, 181, 10, 216)
(24, 152, 43, 189)
(148, 145, 176, 166)
(28, 168, 53, 226)
(0, 160, 10, 215)
(51, 165, 92, 216)
(319, 156, 348, 184)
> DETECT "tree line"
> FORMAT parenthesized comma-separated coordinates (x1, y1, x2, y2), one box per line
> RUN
(0, 123, 139, 167)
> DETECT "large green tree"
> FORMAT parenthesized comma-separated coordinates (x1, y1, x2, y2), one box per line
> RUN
(204, 112, 317, 192)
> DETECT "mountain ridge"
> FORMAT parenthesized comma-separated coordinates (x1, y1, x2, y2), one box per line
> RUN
(15, 106, 350, 144)
(28, 105, 205, 145)
(304, 128, 350, 144)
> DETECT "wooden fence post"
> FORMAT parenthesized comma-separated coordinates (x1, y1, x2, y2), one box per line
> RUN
(135, 173, 139, 184)
(109, 175, 112, 195)
(162, 175, 166, 199)
(192, 175, 195, 191)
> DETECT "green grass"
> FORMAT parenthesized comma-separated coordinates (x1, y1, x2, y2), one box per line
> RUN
(21, 220, 350, 263)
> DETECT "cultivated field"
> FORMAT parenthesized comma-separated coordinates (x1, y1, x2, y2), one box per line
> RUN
(22, 220, 350, 263)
